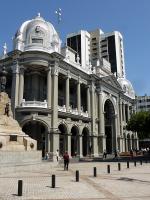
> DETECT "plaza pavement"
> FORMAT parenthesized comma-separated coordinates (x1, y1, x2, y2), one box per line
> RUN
(0, 160, 150, 200)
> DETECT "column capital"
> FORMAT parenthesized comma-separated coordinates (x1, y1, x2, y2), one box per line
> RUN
(11, 63, 20, 74)
(49, 59, 59, 67)
(19, 66, 25, 74)
(90, 83, 96, 92)
(51, 67, 59, 76)
(47, 65, 52, 72)
(77, 76, 82, 84)
(98, 90, 103, 95)
(66, 70, 71, 79)
(86, 84, 90, 89)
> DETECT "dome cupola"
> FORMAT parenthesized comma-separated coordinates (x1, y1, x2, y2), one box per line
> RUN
(117, 78, 135, 99)
(13, 13, 61, 53)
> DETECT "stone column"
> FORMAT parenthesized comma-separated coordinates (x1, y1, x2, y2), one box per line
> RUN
(91, 83, 98, 156)
(119, 99, 123, 136)
(67, 134, 71, 157)
(91, 82, 96, 134)
(66, 73, 70, 112)
(135, 132, 139, 150)
(93, 136, 99, 157)
(121, 137, 125, 152)
(98, 91, 106, 153)
(79, 135, 83, 157)
(127, 103, 130, 121)
(118, 99, 123, 151)
(51, 61, 59, 155)
(123, 136, 126, 152)
(47, 131, 51, 153)
(116, 100, 120, 136)
(11, 60, 20, 118)
(87, 85, 91, 117)
(123, 102, 126, 122)
(113, 114, 118, 151)
(77, 77, 81, 114)
(18, 66, 25, 106)
(47, 66, 51, 108)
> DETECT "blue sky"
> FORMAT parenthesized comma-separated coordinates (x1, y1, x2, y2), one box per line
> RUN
(0, 0, 149, 96)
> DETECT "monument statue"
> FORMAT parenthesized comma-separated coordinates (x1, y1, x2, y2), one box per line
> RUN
(0, 66, 37, 152)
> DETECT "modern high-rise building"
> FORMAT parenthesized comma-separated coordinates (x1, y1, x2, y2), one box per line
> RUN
(67, 30, 91, 69)
(90, 30, 126, 78)
(67, 29, 126, 78)
(101, 31, 125, 78)
(0, 14, 138, 159)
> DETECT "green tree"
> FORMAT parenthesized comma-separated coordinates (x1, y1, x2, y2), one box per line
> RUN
(126, 111, 150, 139)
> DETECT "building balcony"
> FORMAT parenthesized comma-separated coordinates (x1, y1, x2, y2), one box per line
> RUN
(58, 105, 89, 117)
(20, 101, 89, 118)
(58, 105, 67, 112)
(21, 99, 48, 108)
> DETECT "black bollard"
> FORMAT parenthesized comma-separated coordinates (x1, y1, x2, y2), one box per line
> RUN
(107, 165, 110, 173)
(127, 161, 129, 168)
(118, 163, 121, 171)
(140, 160, 142, 165)
(18, 180, 23, 196)
(76, 170, 79, 182)
(51, 174, 55, 188)
(134, 161, 136, 167)
(93, 167, 97, 177)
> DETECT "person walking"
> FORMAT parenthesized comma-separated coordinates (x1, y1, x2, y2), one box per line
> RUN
(113, 149, 118, 160)
(56, 149, 59, 162)
(63, 151, 69, 170)
(103, 149, 107, 159)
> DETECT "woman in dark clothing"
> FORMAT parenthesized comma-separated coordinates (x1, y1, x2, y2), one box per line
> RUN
(63, 152, 70, 170)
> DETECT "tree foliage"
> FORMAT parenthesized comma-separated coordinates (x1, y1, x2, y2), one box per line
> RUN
(126, 111, 150, 139)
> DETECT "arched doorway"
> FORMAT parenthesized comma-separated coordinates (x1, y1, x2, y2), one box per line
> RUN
(58, 124, 68, 156)
(104, 99, 116, 154)
(71, 126, 79, 157)
(82, 127, 90, 156)
(22, 121, 48, 158)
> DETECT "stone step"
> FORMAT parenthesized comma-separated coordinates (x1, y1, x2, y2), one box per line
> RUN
(0, 150, 42, 165)
(4, 141, 25, 151)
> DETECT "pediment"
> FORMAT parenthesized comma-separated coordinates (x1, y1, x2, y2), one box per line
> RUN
(101, 75, 122, 91)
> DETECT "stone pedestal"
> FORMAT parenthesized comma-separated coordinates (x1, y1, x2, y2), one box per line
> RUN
(0, 92, 40, 163)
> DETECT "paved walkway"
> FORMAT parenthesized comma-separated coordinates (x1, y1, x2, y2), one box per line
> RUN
(0, 161, 150, 200)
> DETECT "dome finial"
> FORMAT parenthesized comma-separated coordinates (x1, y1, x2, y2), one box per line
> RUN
(37, 13, 41, 17)
(3, 43, 7, 56)
(55, 8, 62, 24)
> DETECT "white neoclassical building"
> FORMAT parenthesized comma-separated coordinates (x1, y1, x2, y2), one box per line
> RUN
(0, 14, 138, 158)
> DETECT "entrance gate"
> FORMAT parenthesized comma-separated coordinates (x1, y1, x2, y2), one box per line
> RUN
(104, 99, 116, 154)
(22, 121, 48, 158)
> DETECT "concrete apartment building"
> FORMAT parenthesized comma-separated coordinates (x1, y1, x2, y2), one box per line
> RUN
(136, 95, 150, 112)
(0, 14, 138, 158)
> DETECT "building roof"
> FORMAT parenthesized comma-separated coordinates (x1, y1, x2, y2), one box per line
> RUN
(13, 13, 61, 54)
(117, 77, 135, 99)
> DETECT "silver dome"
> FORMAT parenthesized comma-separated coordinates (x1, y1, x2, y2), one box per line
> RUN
(13, 13, 61, 53)
(117, 78, 135, 99)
